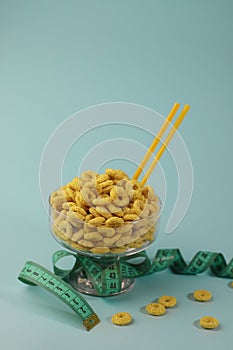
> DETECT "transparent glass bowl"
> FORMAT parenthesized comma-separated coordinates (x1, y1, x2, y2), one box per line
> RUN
(49, 196, 160, 295)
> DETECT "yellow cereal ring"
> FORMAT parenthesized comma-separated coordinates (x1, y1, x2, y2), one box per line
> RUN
(115, 236, 133, 246)
(67, 177, 80, 191)
(140, 205, 150, 219)
(123, 214, 139, 221)
(110, 247, 127, 253)
(115, 224, 133, 234)
(81, 170, 97, 182)
(58, 220, 73, 238)
(110, 186, 118, 200)
(131, 179, 142, 191)
(88, 217, 106, 226)
(85, 214, 95, 222)
(158, 296, 177, 308)
(68, 209, 85, 221)
(84, 232, 103, 241)
(146, 303, 166, 316)
(105, 217, 124, 226)
(112, 187, 129, 207)
(65, 187, 75, 201)
(96, 174, 109, 183)
(78, 239, 95, 248)
(62, 201, 75, 210)
(90, 247, 110, 254)
(123, 207, 136, 215)
(193, 290, 212, 302)
(71, 229, 84, 242)
(142, 230, 154, 241)
(95, 206, 112, 219)
(53, 225, 69, 241)
(103, 233, 121, 246)
(111, 312, 132, 326)
(66, 214, 83, 229)
(81, 188, 96, 205)
(51, 196, 66, 210)
(70, 205, 87, 216)
(142, 185, 156, 200)
(53, 210, 67, 227)
(98, 180, 114, 189)
(106, 169, 128, 180)
(133, 199, 145, 215)
(147, 203, 157, 215)
(92, 197, 110, 206)
(128, 241, 144, 248)
(101, 185, 114, 194)
(84, 223, 96, 232)
(97, 226, 115, 237)
(70, 242, 89, 251)
(75, 192, 88, 207)
(107, 203, 123, 215)
(199, 316, 219, 329)
(89, 207, 102, 218)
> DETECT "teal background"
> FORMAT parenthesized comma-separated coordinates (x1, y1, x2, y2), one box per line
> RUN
(1, 1, 233, 349)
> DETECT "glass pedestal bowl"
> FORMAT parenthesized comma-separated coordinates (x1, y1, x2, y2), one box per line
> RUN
(49, 196, 160, 296)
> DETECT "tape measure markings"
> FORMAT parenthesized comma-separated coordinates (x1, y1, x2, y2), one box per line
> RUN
(18, 261, 100, 331)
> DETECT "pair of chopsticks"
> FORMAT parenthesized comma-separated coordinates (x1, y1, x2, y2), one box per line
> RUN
(132, 102, 190, 186)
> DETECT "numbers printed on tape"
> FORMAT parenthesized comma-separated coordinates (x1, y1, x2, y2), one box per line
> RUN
(18, 261, 100, 331)
(18, 249, 233, 331)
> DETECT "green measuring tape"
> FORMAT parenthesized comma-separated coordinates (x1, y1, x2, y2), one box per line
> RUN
(18, 249, 233, 330)
(18, 261, 100, 331)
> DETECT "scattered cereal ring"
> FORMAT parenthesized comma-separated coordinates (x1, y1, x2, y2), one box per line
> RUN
(158, 296, 177, 308)
(193, 290, 212, 302)
(111, 312, 132, 326)
(146, 303, 166, 316)
(199, 316, 219, 329)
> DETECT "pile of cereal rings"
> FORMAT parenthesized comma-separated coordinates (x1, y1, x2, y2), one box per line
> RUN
(50, 168, 160, 254)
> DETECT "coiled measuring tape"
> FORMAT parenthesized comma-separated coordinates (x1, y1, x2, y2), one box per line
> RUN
(18, 249, 233, 330)
(18, 261, 100, 331)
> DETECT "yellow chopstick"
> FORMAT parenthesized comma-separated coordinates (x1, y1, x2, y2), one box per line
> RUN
(140, 104, 190, 187)
(132, 102, 180, 180)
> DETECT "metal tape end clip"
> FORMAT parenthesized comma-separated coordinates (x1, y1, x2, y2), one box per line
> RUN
(83, 314, 101, 331)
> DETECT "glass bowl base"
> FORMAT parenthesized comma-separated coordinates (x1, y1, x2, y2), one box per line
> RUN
(69, 268, 135, 297)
